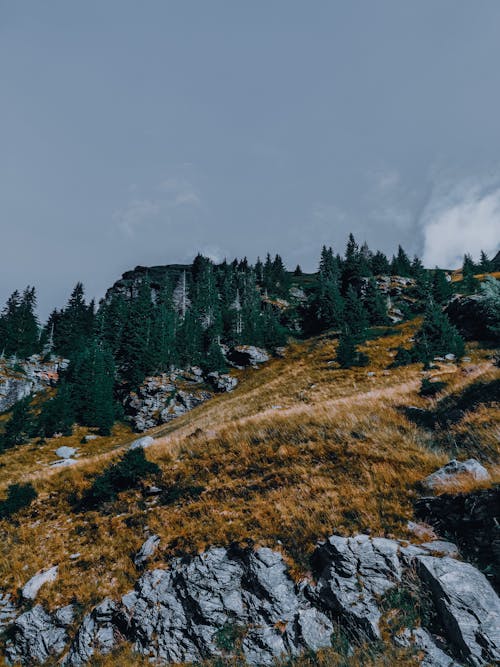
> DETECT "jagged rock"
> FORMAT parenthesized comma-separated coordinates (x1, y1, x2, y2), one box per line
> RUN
(420, 540, 460, 558)
(64, 545, 332, 666)
(0, 592, 17, 629)
(228, 345, 270, 367)
(0, 356, 67, 413)
(5, 604, 73, 665)
(129, 435, 154, 450)
(13, 536, 500, 667)
(55, 446, 77, 459)
(394, 627, 461, 666)
(126, 374, 212, 431)
(422, 459, 490, 491)
(311, 534, 402, 640)
(22, 566, 58, 600)
(134, 535, 160, 567)
(62, 599, 119, 666)
(0, 376, 33, 413)
(417, 555, 500, 666)
(206, 371, 238, 392)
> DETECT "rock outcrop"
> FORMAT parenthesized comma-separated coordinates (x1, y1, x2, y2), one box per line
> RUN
(445, 294, 496, 341)
(422, 459, 490, 492)
(0, 356, 68, 414)
(416, 485, 500, 591)
(4, 535, 500, 666)
(227, 345, 270, 367)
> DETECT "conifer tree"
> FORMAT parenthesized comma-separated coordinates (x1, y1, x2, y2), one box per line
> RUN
(371, 250, 391, 275)
(336, 328, 357, 368)
(413, 298, 465, 364)
(119, 279, 154, 387)
(363, 278, 389, 325)
(462, 254, 478, 293)
(36, 382, 75, 438)
(259, 304, 287, 349)
(479, 250, 492, 273)
(0, 396, 35, 451)
(431, 269, 452, 304)
(68, 340, 116, 435)
(344, 285, 368, 342)
(342, 234, 362, 293)
(294, 264, 303, 276)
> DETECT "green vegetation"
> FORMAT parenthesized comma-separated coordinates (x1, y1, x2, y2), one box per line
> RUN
(77, 448, 160, 511)
(0, 482, 37, 519)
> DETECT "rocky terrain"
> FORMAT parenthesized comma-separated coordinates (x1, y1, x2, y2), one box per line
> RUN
(0, 355, 68, 414)
(3, 531, 500, 666)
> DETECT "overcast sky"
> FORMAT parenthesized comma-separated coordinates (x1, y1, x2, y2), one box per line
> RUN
(1, 1, 500, 318)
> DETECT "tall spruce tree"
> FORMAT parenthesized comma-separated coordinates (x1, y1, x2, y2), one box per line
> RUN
(431, 269, 452, 304)
(0, 396, 35, 451)
(344, 285, 368, 342)
(413, 298, 465, 364)
(118, 279, 154, 387)
(363, 278, 389, 325)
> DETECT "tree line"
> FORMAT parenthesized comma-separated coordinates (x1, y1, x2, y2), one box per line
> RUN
(0, 238, 495, 448)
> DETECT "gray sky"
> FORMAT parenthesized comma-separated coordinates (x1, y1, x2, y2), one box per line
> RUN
(1, 1, 500, 318)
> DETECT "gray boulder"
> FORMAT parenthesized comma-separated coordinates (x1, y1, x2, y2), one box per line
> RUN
(62, 599, 118, 666)
(422, 459, 490, 491)
(5, 604, 72, 665)
(228, 345, 270, 367)
(134, 534, 160, 567)
(129, 435, 154, 450)
(311, 534, 401, 640)
(55, 446, 77, 459)
(394, 627, 461, 666)
(0, 592, 17, 629)
(22, 565, 58, 600)
(206, 371, 238, 392)
(417, 555, 500, 666)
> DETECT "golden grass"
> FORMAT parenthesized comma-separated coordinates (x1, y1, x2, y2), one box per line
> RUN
(0, 319, 498, 624)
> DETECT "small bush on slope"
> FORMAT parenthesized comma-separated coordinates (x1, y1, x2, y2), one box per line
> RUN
(77, 448, 160, 511)
(0, 483, 37, 519)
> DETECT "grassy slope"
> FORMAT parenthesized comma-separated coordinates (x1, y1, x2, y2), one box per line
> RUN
(0, 318, 498, 659)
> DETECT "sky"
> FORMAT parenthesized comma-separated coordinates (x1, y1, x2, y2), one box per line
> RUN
(1, 1, 499, 318)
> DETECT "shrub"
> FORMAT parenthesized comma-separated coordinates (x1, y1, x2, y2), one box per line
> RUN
(78, 449, 160, 511)
(0, 483, 37, 519)
(419, 377, 447, 397)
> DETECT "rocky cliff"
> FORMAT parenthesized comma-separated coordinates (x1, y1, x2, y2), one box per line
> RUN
(3, 534, 500, 666)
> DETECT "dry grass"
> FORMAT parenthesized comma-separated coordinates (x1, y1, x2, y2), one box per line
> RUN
(0, 319, 498, 637)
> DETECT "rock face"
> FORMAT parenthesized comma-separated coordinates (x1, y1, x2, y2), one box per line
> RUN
(416, 486, 500, 591)
(125, 369, 234, 432)
(206, 371, 238, 392)
(227, 345, 270, 367)
(5, 604, 73, 665)
(422, 459, 490, 492)
(5, 535, 500, 666)
(21, 566, 58, 601)
(133, 535, 160, 567)
(0, 355, 67, 413)
(417, 556, 500, 666)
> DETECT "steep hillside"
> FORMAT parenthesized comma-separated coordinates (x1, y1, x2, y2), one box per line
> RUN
(0, 317, 498, 666)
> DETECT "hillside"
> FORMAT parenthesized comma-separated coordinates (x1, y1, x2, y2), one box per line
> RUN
(0, 316, 499, 665)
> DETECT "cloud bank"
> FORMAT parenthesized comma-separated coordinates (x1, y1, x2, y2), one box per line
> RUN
(421, 181, 500, 268)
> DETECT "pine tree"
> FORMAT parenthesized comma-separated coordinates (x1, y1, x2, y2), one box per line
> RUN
(462, 254, 478, 293)
(363, 278, 389, 325)
(342, 234, 362, 293)
(0, 396, 35, 451)
(312, 279, 345, 332)
(336, 329, 357, 368)
(344, 286, 368, 342)
(68, 340, 116, 434)
(391, 245, 412, 276)
(36, 382, 75, 438)
(479, 250, 492, 273)
(294, 264, 303, 277)
(118, 279, 154, 387)
(176, 309, 203, 367)
(431, 269, 452, 304)
(259, 304, 287, 349)
(371, 250, 391, 275)
(53, 283, 95, 358)
(413, 298, 465, 364)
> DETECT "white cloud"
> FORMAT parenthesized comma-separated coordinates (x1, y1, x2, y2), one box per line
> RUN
(421, 182, 500, 268)
(112, 199, 160, 237)
(158, 178, 200, 207)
